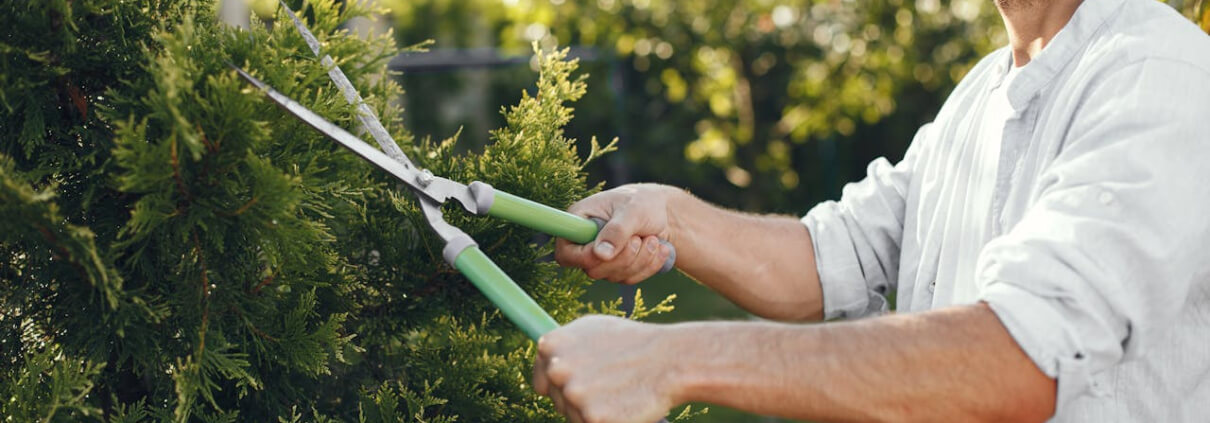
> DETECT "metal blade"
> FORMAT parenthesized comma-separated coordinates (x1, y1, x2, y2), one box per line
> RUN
(232, 66, 434, 197)
(278, 0, 413, 168)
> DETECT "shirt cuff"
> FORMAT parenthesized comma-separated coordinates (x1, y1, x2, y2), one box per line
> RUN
(981, 282, 1103, 412)
(801, 202, 882, 320)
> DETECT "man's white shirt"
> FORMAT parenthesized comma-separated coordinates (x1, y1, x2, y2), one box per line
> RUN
(801, 0, 1210, 420)
(942, 64, 1020, 305)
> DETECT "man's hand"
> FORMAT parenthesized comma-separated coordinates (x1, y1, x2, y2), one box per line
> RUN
(533, 315, 680, 423)
(556, 183, 824, 321)
(555, 184, 678, 285)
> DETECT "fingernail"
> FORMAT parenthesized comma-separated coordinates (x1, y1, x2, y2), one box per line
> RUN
(646, 239, 658, 252)
(594, 241, 615, 257)
(629, 238, 641, 252)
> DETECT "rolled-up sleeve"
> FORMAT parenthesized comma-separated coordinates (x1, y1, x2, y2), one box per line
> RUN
(978, 59, 1210, 409)
(801, 125, 928, 319)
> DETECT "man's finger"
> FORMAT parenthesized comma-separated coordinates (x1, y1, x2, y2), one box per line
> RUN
(619, 236, 659, 284)
(625, 236, 667, 285)
(546, 356, 572, 387)
(550, 387, 569, 417)
(554, 238, 602, 270)
(585, 236, 643, 281)
(532, 355, 549, 396)
(564, 401, 587, 423)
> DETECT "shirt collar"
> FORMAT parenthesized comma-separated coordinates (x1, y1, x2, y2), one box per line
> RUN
(997, 0, 1127, 109)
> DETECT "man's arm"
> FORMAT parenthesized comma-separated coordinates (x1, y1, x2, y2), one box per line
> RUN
(555, 184, 824, 321)
(658, 188, 827, 321)
(557, 126, 924, 322)
(534, 304, 1055, 423)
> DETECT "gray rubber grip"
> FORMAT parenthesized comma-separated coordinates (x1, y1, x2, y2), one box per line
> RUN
(588, 218, 676, 274)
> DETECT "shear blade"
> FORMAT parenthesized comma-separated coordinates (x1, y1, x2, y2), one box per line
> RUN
(232, 67, 428, 193)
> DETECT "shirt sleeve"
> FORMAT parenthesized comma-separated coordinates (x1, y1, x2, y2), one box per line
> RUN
(801, 124, 928, 320)
(977, 58, 1210, 410)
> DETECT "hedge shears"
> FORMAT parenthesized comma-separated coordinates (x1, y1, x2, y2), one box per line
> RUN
(232, 3, 675, 344)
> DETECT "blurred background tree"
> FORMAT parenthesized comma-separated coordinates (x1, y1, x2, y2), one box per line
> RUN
(376, 0, 1207, 213)
(382, 0, 1008, 214)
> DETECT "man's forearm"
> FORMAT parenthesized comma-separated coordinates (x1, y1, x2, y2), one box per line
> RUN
(665, 189, 824, 321)
(664, 303, 1056, 422)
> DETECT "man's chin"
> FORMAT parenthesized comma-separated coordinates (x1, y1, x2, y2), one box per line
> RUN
(996, 0, 1040, 11)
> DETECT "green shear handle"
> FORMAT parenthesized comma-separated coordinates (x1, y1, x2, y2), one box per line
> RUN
(453, 245, 560, 340)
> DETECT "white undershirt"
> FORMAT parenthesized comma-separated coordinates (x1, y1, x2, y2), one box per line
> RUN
(940, 64, 1022, 305)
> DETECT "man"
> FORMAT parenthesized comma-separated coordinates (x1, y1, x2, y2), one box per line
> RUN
(532, 0, 1210, 421)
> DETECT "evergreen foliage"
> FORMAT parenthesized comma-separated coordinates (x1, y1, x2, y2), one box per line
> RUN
(0, 1, 688, 421)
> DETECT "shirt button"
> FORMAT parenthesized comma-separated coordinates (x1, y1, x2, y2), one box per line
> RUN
(928, 281, 936, 293)
(1098, 191, 1114, 205)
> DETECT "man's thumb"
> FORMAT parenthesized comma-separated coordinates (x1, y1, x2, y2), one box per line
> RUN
(592, 240, 617, 260)
(592, 217, 635, 261)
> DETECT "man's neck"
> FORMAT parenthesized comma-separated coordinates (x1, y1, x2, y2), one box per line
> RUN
(997, 0, 1084, 67)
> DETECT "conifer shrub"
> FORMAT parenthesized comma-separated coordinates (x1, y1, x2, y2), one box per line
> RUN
(0, 1, 692, 421)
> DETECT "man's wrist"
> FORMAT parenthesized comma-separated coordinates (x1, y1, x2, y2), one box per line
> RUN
(661, 322, 820, 407)
(653, 322, 704, 406)
(656, 321, 756, 406)
(659, 185, 694, 252)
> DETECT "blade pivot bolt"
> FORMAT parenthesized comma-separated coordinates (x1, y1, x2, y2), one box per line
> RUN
(417, 169, 435, 187)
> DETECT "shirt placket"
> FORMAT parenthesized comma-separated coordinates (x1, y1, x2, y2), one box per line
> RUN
(989, 93, 1038, 237)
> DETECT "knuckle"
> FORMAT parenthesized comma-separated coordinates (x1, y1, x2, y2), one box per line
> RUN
(555, 246, 592, 268)
(627, 237, 644, 255)
(644, 236, 660, 252)
(613, 246, 638, 266)
(585, 267, 607, 280)
(600, 219, 636, 239)
(612, 217, 640, 235)
(536, 337, 551, 355)
(567, 202, 587, 215)
(562, 382, 588, 405)
(567, 198, 594, 215)
(553, 251, 570, 267)
(554, 251, 580, 269)
(547, 357, 572, 382)
(570, 192, 614, 217)
(538, 333, 563, 356)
